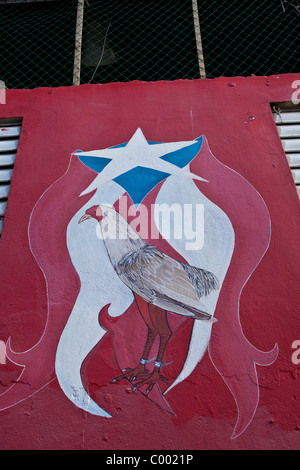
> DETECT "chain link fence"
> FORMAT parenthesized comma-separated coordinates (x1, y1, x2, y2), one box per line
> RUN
(0, 0, 299, 89)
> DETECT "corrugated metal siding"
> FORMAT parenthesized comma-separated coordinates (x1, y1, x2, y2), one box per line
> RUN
(273, 108, 300, 198)
(0, 120, 22, 235)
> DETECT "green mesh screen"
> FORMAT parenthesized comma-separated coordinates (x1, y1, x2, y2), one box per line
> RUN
(0, 1, 77, 88)
(0, 0, 299, 89)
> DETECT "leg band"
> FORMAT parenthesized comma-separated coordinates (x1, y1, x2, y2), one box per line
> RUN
(140, 357, 155, 365)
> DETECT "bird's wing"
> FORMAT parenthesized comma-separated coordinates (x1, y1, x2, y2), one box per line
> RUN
(116, 245, 219, 320)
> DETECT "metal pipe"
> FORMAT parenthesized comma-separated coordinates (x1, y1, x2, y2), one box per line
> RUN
(191, 0, 206, 79)
(73, 0, 85, 86)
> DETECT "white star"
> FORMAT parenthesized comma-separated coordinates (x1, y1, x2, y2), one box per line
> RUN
(74, 128, 208, 196)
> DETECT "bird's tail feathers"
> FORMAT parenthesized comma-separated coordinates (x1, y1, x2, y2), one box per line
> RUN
(154, 291, 216, 322)
(199, 316, 218, 323)
(188, 305, 217, 322)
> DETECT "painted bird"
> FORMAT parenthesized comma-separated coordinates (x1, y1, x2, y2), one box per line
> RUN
(79, 204, 219, 393)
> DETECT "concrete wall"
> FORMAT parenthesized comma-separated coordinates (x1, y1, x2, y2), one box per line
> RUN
(0, 74, 299, 450)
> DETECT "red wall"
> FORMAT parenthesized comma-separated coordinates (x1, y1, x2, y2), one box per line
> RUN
(0, 74, 299, 450)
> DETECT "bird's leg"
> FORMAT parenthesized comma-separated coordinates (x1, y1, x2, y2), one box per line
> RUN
(133, 305, 172, 394)
(112, 295, 158, 383)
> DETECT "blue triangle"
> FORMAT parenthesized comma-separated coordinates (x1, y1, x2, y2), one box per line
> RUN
(114, 166, 170, 206)
(78, 155, 112, 173)
(160, 136, 203, 168)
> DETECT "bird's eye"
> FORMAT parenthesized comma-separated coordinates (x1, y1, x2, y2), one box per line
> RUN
(93, 210, 96, 213)
(104, 212, 108, 217)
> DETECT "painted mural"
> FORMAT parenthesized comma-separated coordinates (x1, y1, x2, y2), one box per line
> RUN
(0, 127, 278, 439)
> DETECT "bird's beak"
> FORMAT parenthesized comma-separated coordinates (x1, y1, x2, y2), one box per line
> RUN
(78, 213, 92, 224)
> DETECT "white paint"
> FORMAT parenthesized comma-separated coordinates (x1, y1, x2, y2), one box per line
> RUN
(281, 138, 300, 152)
(273, 111, 300, 124)
(0, 153, 16, 167)
(0, 168, 13, 182)
(277, 124, 300, 138)
(0, 139, 18, 152)
(55, 180, 133, 417)
(0, 126, 21, 138)
(286, 153, 300, 168)
(154, 173, 235, 394)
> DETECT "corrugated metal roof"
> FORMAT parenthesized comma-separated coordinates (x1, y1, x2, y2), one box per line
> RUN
(273, 107, 300, 199)
(0, 120, 22, 235)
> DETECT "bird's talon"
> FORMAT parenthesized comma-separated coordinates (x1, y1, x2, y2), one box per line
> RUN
(112, 364, 149, 384)
(132, 368, 168, 393)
